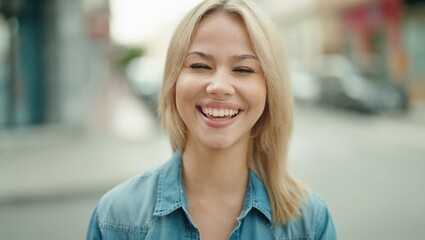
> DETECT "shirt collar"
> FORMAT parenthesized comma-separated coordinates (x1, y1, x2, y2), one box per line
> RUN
(240, 170, 272, 222)
(153, 151, 272, 223)
(153, 151, 185, 216)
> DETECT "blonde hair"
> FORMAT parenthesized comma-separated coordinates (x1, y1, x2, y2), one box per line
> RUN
(159, 0, 305, 224)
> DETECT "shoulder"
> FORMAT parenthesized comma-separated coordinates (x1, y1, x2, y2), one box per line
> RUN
(95, 158, 176, 228)
(271, 191, 336, 239)
(296, 191, 337, 239)
(300, 191, 330, 218)
(97, 167, 160, 221)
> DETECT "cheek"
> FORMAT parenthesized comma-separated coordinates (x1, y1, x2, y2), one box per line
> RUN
(256, 92, 267, 118)
(250, 80, 267, 108)
(175, 81, 187, 118)
(176, 74, 206, 103)
(175, 76, 198, 119)
(175, 74, 196, 97)
(251, 84, 267, 129)
(252, 82, 267, 121)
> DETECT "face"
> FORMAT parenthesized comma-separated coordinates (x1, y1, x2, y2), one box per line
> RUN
(175, 11, 267, 152)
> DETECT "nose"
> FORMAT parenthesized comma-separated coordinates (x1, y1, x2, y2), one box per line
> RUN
(205, 70, 235, 96)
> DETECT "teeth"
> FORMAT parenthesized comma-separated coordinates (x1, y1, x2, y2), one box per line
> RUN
(202, 107, 239, 117)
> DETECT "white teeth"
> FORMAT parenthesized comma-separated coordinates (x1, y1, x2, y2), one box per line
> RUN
(201, 107, 239, 117)
(213, 109, 218, 116)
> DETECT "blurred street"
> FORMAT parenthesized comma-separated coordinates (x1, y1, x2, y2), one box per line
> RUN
(0, 104, 424, 240)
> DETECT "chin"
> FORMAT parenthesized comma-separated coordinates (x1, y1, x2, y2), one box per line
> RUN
(202, 135, 244, 151)
(211, 144, 233, 150)
(204, 140, 232, 150)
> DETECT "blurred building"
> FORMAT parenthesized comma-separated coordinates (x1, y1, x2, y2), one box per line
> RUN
(266, 0, 425, 104)
(404, 0, 425, 101)
(0, 0, 110, 129)
(339, 0, 425, 103)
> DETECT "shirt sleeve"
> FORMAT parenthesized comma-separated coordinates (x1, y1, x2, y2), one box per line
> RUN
(314, 203, 337, 240)
(86, 206, 102, 240)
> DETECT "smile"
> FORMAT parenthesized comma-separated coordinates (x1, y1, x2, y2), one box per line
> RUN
(201, 107, 239, 118)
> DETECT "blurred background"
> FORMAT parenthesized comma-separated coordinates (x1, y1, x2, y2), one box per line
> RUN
(0, 0, 424, 239)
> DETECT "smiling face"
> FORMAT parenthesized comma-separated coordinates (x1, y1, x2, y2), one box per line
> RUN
(175, 11, 267, 152)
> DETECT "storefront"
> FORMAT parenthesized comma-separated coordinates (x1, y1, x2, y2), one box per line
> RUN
(404, 0, 425, 101)
(0, 0, 111, 129)
(0, 0, 43, 127)
(341, 0, 425, 102)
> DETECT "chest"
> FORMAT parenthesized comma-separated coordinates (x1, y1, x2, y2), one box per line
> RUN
(98, 210, 314, 240)
(188, 199, 242, 240)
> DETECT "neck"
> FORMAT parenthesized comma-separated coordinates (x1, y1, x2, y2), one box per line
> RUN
(182, 141, 249, 195)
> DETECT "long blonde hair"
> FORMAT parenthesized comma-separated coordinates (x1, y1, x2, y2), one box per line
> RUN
(159, 0, 305, 224)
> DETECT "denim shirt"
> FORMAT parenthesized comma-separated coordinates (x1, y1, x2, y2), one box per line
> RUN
(87, 152, 337, 240)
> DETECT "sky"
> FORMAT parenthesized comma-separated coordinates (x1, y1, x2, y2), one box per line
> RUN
(109, 0, 202, 45)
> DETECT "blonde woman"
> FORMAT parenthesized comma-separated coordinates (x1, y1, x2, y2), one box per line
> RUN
(87, 0, 336, 239)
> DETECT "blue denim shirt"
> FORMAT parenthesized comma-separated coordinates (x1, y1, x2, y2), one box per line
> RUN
(87, 152, 337, 239)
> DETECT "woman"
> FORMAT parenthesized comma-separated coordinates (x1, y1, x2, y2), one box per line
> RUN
(87, 0, 336, 239)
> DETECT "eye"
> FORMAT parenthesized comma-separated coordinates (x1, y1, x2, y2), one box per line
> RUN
(233, 66, 255, 74)
(189, 63, 212, 70)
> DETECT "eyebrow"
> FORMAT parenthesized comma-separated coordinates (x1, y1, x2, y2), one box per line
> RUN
(186, 51, 213, 60)
(186, 51, 258, 61)
(233, 54, 258, 61)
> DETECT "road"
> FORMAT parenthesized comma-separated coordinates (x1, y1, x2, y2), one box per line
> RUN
(0, 105, 424, 239)
(0, 194, 100, 240)
(290, 106, 425, 239)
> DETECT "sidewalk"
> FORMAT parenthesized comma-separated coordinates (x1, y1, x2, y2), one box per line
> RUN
(406, 102, 425, 125)
(0, 125, 172, 205)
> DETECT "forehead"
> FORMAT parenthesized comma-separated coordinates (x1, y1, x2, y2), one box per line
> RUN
(188, 11, 255, 56)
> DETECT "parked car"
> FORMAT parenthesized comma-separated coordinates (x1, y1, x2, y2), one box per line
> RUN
(289, 60, 321, 104)
(126, 57, 164, 115)
(315, 55, 408, 113)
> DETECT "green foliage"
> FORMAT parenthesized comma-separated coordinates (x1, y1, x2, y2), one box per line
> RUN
(115, 45, 146, 70)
